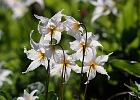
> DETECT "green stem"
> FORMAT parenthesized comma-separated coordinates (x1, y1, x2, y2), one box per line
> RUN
(78, 23, 88, 100)
(45, 59, 50, 100)
(56, 44, 66, 100)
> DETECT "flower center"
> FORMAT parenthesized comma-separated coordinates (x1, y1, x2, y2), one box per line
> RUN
(61, 59, 70, 67)
(89, 61, 97, 70)
(47, 24, 57, 35)
(79, 41, 88, 49)
(73, 21, 80, 31)
(18, 7, 25, 13)
(38, 51, 46, 60)
(26, 98, 32, 100)
(103, 5, 109, 12)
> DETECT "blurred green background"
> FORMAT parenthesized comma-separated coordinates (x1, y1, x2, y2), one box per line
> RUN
(0, 0, 140, 100)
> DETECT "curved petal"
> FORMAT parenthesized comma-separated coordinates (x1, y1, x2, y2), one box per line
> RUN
(53, 31, 61, 44)
(17, 97, 25, 100)
(96, 52, 113, 66)
(70, 64, 81, 73)
(63, 67, 71, 82)
(23, 90, 30, 98)
(50, 64, 62, 76)
(22, 59, 41, 73)
(96, 66, 110, 79)
(30, 30, 39, 50)
(83, 66, 89, 73)
(85, 70, 96, 84)
(24, 48, 38, 60)
(30, 90, 38, 97)
(69, 40, 80, 51)
(1, 70, 12, 77)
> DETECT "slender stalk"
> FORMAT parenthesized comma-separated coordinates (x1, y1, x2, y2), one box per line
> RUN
(78, 23, 88, 100)
(83, 67, 91, 99)
(45, 59, 50, 100)
(56, 44, 66, 100)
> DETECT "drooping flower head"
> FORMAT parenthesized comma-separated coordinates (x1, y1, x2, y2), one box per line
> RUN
(63, 16, 83, 39)
(23, 30, 49, 73)
(36, 9, 65, 44)
(50, 50, 81, 82)
(69, 32, 102, 62)
(83, 52, 112, 84)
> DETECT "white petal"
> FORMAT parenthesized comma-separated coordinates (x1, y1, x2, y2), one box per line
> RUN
(30, 90, 38, 97)
(90, 1, 98, 6)
(24, 90, 30, 98)
(0, 82, 3, 88)
(70, 65, 81, 73)
(76, 48, 83, 61)
(90, 40, 102, 47)
(85, 70, 96, 84)
(24, 48, 38, 60)
(69, 40, 80, 51)
(17, 97, 25, 100)
(1, 70, 12, 77)
(53, 31, 61, 44)
(135, 81, 140, 91)
(34, 14, 49, 25)
(22, 59, 41, 73)
(84, 48, 93, 63)
(96, 52, 113, 66)
(50, 64, 62, 76)
(96, 66, 110, 79)
(83, 66, 89, 73)
(63, 67, 71, 82)
(30, 30, 39, 50)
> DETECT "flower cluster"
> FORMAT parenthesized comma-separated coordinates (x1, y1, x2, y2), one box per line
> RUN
(3, 0, 44, 19)
(23, 9, 112, 84)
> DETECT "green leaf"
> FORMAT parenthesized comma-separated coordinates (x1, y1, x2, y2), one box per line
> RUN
(27, 82, 44, 95)
(110, 60, 140, 77)
(0, 90, 12, 100)
(48, 91, 58, 100)
(37, 94, 44, 100)
(124, 84, 138, 94)
(0, 96, 6, 100)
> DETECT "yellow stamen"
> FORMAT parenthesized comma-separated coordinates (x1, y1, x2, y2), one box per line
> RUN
(61, 59, 70, 67)
(73, 21, 80, 31)
(27, 98, 32, 100)
(79, 41, 88, 49)
(103, 6, 108, 12)
(47, 24, 57, 35)
(89, 61, 97, 70)
(38, 51, 46, 60)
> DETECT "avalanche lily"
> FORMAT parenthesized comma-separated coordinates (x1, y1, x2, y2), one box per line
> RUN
(17, 89, 38, 100)
(50, 51, 81, 82)
(90, 0, 118, 23)
(83, 52, 112, 84)
(36, 10, 65, 44)
(23, 30, 49, 73)
(69, 32, 102, 62)
(63, 16, 83, 39)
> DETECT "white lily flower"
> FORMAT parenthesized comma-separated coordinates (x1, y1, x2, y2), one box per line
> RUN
(4, 0, 21, 8)
(69, 32, 102, 62)
(63, 16, 83, 39)
(23, 30, 49, 73)
(83, 52, 112, 84)
(90, 0, 118, 23)
(17, 89, 38, 100)
(36, 9, 65, 44)
(0, 61, 13, 87)
(11, 2, 28, 19)
(50, 51, 81, 82)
